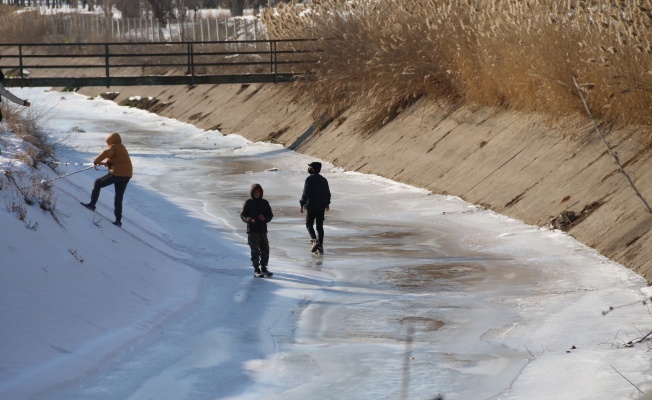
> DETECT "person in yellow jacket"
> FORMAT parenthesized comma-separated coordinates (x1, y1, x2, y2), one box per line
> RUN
(81, 132, 133, 227)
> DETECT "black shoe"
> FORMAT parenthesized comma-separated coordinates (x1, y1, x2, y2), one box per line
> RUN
(261, 266, 273, 277)
(113, 220, 122, 227)
(310, 239, 319, 253)
(254, 268, 264, 278)
(315, 244, 324, 255)
(81, 202, 96, 211)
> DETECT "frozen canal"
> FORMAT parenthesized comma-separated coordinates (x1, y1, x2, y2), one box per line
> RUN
(18, 88, 651, 399)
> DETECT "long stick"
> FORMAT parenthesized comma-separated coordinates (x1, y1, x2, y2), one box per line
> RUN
(19, 165, 96, 190)
(611, 365, 644, 394)
(572, 76, 652, 214)
(52, 161, 95, 166)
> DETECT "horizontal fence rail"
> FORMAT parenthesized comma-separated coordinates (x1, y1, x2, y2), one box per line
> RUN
(0, 39, 321, 87)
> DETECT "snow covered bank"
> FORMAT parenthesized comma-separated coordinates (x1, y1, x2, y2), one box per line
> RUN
(1, 116, 202, 398)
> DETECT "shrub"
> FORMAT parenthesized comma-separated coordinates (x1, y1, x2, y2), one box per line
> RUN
(3, 105, 59, 169)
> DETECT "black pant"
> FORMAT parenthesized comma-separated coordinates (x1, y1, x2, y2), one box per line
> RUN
(247, 232, 270, 268)
(306, 208, 326, 244)
(91, 173, 130, 222)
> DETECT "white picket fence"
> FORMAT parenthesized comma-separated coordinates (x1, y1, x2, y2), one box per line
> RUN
(19, 12, 264, 43)
(111, 16, 264, 42)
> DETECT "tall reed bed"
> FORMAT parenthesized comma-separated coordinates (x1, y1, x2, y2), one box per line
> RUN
(263, 0, 652, 138)
(0, 7, 116, 43)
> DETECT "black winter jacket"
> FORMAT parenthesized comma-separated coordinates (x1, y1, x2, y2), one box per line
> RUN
(240, 183, 273, 234)
(300, 173, 331, 211)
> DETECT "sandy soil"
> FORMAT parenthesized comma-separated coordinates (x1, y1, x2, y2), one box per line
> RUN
(78, 82, 652, 284)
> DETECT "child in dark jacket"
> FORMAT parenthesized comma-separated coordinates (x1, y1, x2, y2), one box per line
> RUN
(240, 183, 274, 277)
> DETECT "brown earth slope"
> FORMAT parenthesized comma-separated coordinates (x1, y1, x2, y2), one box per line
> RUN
(79, 82, 652, 284)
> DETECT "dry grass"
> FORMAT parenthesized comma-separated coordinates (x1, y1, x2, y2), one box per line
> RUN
(3, 105, 58, 169)
(1, 79, 61, 226)
(2, 2, 651, 140)
(0, 6, 111, 43)
(263, 0, 652, 138)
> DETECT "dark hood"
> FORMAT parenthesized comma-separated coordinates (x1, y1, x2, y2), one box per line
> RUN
(308, 161, 322, 173)
(250, 183, 264, 199)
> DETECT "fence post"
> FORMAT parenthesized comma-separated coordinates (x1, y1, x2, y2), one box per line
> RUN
(104, 43, 110, 88)
(268, 40, 274, 75)
(18, 44, 24, 82)
(188, 42, 195, 86)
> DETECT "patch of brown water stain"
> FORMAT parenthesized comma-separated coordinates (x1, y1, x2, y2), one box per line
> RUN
(217, 158, 289, 175)
(400, 316, 445, 332)
(384, 263, 487, 289)
(329, 230, 437, 258)
(334, 246, 424, 257)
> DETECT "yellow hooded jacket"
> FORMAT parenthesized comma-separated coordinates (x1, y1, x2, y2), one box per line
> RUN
(94, 132, 133, 178)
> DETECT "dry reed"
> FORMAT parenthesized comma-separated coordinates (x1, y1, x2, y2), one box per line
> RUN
(263, 0, 652, 138)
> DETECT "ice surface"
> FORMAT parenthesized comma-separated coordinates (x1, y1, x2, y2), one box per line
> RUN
(1, 88, 649, 400)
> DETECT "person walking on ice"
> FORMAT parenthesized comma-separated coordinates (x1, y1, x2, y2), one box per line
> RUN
(300, 161, 331, 255)
(240, 183, 274, 278)
(0, 70, 31, 122)
(81, 132, 133, 227)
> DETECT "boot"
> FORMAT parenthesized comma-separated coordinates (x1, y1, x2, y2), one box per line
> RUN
(254, 267, 264, 278)
(261, 266, 273, 278)
(81, 202, 96, 211)
(310, 238, 319, 253)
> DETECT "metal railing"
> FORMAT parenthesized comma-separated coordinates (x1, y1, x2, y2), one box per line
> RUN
(0, 39, 320, 87)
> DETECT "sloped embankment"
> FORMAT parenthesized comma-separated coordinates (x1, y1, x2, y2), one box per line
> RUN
(79, 83, 652, 284)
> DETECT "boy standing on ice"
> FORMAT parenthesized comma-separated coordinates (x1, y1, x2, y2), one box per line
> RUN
(300, 161, 331, 255)
(81, 132, 133, 227)
(240, 183, 274, 278)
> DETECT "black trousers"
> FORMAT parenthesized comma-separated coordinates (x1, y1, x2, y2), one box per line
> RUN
(247, 232, 270, 268)
(91, 173, 130, 222)
(305, 208, 326, 244)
